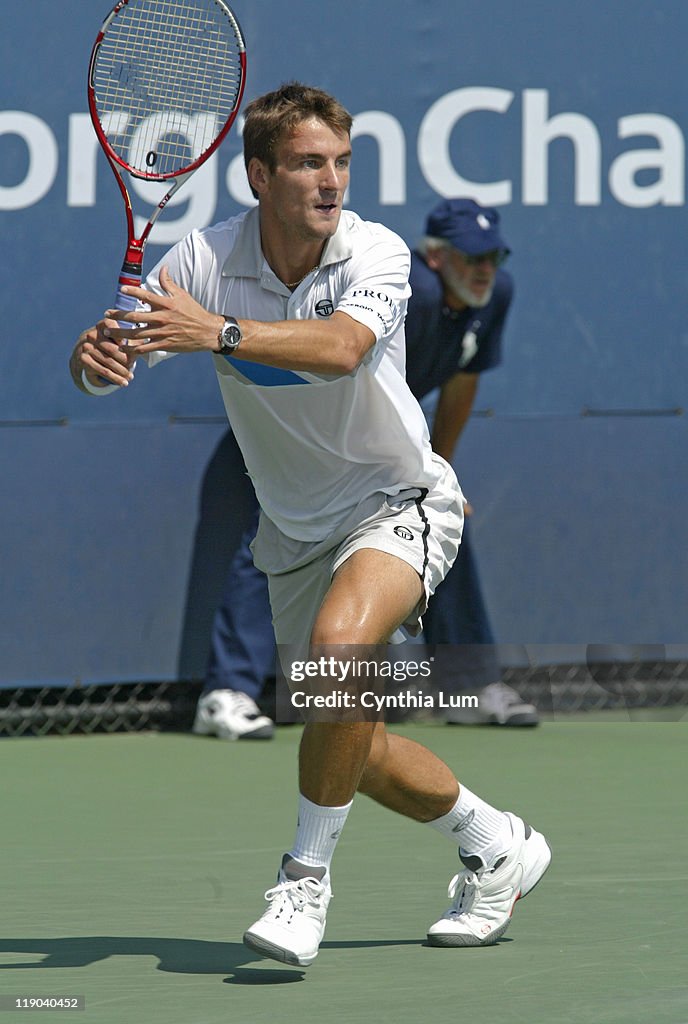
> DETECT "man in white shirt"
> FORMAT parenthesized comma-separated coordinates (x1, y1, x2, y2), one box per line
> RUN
(70, 82, 550, 966)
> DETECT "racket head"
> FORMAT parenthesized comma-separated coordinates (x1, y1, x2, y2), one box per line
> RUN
(88, 0, 246, 182)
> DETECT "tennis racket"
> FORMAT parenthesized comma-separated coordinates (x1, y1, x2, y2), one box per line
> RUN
(88, 0, 247, 324)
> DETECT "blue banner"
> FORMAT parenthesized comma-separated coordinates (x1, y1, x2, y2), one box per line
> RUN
(1, 1, 686, 685)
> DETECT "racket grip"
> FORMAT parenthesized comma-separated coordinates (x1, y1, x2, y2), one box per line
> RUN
(96, 279, 142, 384)
(113, 284, 140, 329)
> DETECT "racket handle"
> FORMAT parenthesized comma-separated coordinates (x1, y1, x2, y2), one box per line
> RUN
(113, 283, 140, 329)
(96, 275, 142, 384)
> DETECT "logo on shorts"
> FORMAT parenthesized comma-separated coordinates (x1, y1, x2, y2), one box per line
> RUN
(315, 298, 334, 317)
(394, 526, 414, 541)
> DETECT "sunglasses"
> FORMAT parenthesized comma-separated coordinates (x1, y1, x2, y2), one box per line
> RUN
(458, 249, 509, 267)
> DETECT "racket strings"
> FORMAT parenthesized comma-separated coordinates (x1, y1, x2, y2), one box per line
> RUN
(92, 0, 244, 176)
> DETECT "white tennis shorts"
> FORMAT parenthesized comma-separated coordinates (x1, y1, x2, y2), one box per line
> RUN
(251, 454, 464, 658)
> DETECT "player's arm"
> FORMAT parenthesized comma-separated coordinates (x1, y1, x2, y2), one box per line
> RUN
(430, 372, 479, 463)
(108, 266, 376, 376)
(228, 313, 375, 374)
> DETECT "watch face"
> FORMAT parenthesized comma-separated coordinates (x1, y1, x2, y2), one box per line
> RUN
(221, 320, 241, 351)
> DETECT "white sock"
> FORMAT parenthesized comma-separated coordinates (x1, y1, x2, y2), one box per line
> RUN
(426, 783, 512, 865)
(288, 794, 353, 871)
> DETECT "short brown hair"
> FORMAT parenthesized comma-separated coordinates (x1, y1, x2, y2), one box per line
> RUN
(243, 81, 353, 195)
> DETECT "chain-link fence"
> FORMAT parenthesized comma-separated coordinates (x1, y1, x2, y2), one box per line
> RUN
(2, 658, 687, 737)
(506, 658, 688, 714)
(0, 681, 199, 738)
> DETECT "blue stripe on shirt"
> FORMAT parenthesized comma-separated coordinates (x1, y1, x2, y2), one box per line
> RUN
(223, 356, 308, 387)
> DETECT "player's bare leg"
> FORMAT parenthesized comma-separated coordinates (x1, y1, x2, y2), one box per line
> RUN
(357, 723, 459, 820)
(298, 548, 457, 812)
(245, 549, 436, 964)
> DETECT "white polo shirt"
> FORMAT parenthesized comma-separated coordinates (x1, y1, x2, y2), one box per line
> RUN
(143, 207, 446, 541)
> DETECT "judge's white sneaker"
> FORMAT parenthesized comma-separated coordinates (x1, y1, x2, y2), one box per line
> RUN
(243, 856, 331, 966)
(192, 689, 274, 741)
(427, 812, 551, 946)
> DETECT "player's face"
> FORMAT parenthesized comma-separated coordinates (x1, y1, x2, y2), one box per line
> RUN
(440, 248, 498, 309)
(258, 118, 351, 244)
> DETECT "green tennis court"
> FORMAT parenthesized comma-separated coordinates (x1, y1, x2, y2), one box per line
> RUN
(2, 716, 686, 1024)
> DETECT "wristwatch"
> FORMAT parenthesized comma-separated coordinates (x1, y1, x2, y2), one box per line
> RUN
(216, 315, 242, 354)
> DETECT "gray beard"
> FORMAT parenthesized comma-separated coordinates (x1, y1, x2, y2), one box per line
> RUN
(443, 266, 494, 309)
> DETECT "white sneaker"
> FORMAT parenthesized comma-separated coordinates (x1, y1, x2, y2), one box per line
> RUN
(243, 856, 331, 966)
(192, 689, 274, 741)
(445, 681, 539, 726)
(427, 812, 551, 946)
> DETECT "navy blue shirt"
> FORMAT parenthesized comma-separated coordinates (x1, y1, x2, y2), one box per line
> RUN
(404, 252, 514, 400)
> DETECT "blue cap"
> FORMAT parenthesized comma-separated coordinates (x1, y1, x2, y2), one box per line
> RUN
(425, 198, 510, 256)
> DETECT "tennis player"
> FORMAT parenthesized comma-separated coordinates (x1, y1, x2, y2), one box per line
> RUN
(70, 82, 551, 965)
(194, 199, 539, 734)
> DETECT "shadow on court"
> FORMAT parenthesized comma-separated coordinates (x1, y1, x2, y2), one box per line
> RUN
(0, 935, 437, 983)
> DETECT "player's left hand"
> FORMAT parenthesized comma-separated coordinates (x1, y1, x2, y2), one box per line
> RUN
(102, 265, 222, 353)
